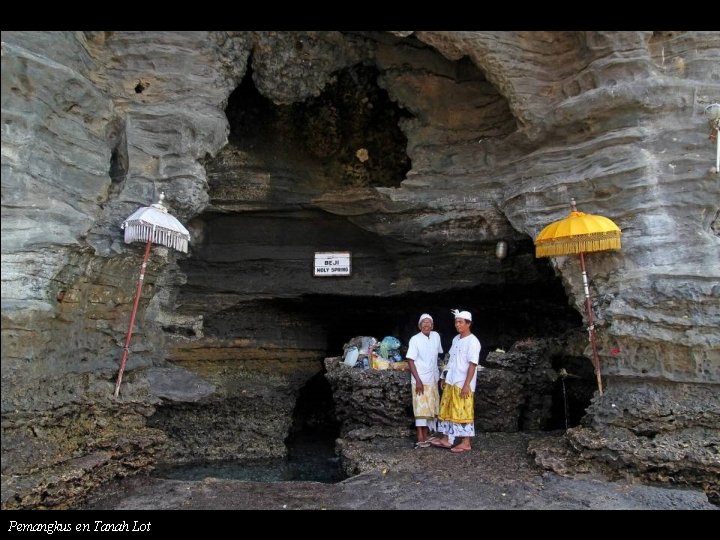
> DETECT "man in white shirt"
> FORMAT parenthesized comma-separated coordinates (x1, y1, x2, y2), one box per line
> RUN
(430, 309, 480, 453)
(406, 313, 443, 448)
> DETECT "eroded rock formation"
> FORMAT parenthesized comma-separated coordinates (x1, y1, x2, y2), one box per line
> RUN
(2, 31, 718, 508)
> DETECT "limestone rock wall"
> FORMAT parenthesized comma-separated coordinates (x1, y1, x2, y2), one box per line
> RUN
(409, 31, 720, 380)
(2, 30, 719, 507)
(146, 357, 320, 465)
(1, 30, 249, 509)
(543, 379, 720, 502)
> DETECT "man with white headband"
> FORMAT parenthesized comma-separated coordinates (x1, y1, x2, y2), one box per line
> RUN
(406, 313, 443, 448)
(430, 309, 481, 453)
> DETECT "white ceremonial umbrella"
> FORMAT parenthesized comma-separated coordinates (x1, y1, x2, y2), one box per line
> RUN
(114, 192, 189, 397)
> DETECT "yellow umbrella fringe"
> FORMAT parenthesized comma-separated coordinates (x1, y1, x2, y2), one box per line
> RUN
(535, 235, 621, 258)
(535, 229, 620, 245)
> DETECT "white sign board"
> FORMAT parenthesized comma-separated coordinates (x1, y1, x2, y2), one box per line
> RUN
(314, 251, 351, 277)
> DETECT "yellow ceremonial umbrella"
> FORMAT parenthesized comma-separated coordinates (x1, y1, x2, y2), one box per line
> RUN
(534, 198, 621, 395)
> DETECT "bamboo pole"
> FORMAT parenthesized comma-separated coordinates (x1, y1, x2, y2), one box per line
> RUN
(114, 239, 152, 397)
(578, 251, 603, 395)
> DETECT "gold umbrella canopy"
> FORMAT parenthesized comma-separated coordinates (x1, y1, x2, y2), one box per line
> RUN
(535, 208, 621, 257)
(534, 199, 622, 396)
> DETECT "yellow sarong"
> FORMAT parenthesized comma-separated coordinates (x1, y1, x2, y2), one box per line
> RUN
(411, 384, 440, 420)
(438, 384, 474, 424)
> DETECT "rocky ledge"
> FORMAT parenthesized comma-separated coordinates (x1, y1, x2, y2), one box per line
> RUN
(81, 432, 716, 510)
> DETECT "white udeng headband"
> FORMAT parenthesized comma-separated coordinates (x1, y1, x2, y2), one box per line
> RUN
(418, 313, 433, 325)
(450, 309, 472, 321)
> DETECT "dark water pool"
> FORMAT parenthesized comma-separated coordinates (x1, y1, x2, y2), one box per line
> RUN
(153, 430, 344, 484)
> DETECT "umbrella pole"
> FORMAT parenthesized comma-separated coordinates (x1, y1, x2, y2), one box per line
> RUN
(114, 239, 153, 397)
(578, 252, 604, 395)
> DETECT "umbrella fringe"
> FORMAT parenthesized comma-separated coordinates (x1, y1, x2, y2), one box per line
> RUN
(536, 234, 621, 258)
(123, 222, 189, 253)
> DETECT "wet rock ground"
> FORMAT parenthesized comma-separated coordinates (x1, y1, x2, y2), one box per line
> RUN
(80, 432, 715, 510)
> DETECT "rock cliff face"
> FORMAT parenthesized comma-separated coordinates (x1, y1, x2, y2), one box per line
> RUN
(1, 31, 718, 508)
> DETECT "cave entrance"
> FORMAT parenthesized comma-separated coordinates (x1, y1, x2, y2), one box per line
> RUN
(165, 39, 595, 471)
(184, 248, 594, 435)
(306, 272, 594, 433)
(284, 370, 344, 483)
(307, 276, 581, 358)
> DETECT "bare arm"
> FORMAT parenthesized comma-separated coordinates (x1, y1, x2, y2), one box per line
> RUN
(460, 363, 477, 399)
(407, 359, 424, 394)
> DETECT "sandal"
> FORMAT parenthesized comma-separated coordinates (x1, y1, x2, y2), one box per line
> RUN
(430, 439, 452, 448)
(414, 441, 431, 449)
